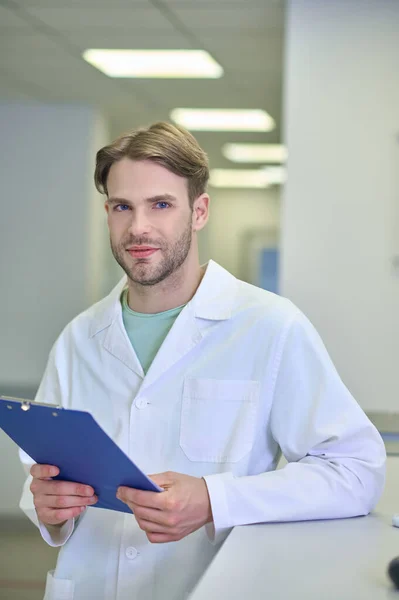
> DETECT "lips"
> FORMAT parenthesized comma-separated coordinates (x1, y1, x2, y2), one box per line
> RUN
(126, 247, 159, 259)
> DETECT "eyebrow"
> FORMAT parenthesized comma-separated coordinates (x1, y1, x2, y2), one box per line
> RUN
(107, 194, 177, 205)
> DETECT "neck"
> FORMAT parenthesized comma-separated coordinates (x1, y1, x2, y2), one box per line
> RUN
(126, 256, 205, 314)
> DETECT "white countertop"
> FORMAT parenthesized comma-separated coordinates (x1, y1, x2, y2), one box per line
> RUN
(190, 458, 399, 600)
(190, 513, 399, 599)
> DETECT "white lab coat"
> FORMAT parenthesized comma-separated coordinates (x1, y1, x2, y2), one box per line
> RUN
(19, 260, 386, 600)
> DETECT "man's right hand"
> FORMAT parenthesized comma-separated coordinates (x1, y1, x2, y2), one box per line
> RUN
(30, 464, 98, 527)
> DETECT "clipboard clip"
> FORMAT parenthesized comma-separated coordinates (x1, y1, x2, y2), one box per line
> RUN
(1, 395, 62, 413)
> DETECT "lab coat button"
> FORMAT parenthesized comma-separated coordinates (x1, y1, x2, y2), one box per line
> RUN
(125, 547, 138, 560)
(135, 397, 148, 409)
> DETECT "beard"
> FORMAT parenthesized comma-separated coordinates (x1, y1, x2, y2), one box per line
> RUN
(110, 218, 193, 287)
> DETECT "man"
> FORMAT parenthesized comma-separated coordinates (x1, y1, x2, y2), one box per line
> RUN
(20, 122, 385, 600)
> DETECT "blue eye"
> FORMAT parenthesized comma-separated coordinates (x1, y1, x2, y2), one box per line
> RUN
(155, 202, 170, 209)
(114, 204, 130, 212)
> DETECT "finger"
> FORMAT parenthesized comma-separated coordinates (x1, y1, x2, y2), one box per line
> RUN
(148, 472, 174, 488)
(146, 532, 180, 544)
(30, 479, 95, 498)
(30, 464, 59, 479)
(136, 518, 172, 535)
(37, 506, 87, 525)
(34, 494, 97, 510)
(133, 505, 177, 528)
(117, 488, 165, 510)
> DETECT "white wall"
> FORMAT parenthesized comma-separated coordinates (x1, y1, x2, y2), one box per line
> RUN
(87, 112, 124, 304)
(0, 103, 114, 390)
(205, 187, 280, 283)
(281, 0, 399, 413)
(0, 103, 114, 515)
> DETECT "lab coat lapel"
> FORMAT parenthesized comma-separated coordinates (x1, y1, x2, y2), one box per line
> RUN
(141, 303, 202, 390)
(89, 275, 145, 379)
(140, 260, 237, 392)
(89, 261, 237, 387)
(103, 315, 145, 379)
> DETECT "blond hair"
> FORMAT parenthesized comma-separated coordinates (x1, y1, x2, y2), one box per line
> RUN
(95, 122, 209, 206)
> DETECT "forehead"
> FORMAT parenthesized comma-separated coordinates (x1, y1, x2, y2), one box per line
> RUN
(107, 158, 188, 201)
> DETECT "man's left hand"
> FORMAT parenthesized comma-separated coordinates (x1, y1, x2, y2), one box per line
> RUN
(117, 472, 213, 544)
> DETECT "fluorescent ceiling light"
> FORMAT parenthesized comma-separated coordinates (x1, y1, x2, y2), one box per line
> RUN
(171, 109, 275, 132)
(210, 169, 271, 188)
(262, 166, 287, 185)
(223, 143, 287, 163)
(82, 49, 223, 78)
(209, 167, 286, 188)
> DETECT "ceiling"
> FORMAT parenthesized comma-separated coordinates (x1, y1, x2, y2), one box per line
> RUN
(0, 0, 285, 169)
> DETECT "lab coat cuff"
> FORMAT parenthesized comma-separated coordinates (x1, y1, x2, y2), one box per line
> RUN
(38, 516, 75, 547)
(203, 472, 234, 545)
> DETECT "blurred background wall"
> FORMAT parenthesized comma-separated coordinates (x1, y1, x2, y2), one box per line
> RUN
(281, 0, 399, 414)
(204, 187, 280, 281)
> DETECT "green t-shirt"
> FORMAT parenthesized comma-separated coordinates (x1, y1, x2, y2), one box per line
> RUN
(121, 288, 186, 374)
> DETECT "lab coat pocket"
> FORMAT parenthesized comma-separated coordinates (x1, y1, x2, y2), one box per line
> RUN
(180, 378, 259, 463)
(43, 570, 74, 600)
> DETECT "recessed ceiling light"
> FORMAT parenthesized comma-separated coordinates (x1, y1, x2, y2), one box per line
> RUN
(209, 167, 286, 188)
(170, 109, 275, 132)
(82, 49, 223, 78)
(223, 143, 287, 163)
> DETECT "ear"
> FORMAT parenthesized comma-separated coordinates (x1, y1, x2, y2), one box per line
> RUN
(192, 194, 210, 232)
(104, 200, 110, 215)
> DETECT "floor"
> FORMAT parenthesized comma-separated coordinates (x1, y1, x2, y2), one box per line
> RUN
(0, 455, 398, 600)
(0, 519, 58, 600)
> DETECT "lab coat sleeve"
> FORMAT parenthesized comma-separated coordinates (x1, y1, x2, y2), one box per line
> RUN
(203, 310, 386, 543)
(18, 343, 77, 547)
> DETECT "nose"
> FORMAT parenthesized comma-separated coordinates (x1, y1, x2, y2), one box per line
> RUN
(127, 209, 151, 237)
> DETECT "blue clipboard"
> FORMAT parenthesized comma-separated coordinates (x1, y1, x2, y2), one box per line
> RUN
(0, 396, 162, 514)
